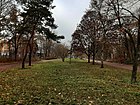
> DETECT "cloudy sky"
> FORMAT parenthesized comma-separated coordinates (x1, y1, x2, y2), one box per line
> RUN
(52, 0, 90, 44)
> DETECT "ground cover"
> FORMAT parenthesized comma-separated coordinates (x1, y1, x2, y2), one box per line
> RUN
(0, 59, 140, 105)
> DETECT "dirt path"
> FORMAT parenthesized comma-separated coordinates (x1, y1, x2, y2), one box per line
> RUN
(95, 60, 140, 72)
(1, 59, 140, 72)
(0, 62, 20, 71)
(0, 61, 41, 71)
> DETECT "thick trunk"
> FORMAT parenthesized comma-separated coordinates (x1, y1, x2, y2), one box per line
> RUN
(88, 54, 90, 63)
(131, 15, 140, 83)
(22, 51, 28, 69)
(131, 57, 138, 83)
(62, 58, 65, 62)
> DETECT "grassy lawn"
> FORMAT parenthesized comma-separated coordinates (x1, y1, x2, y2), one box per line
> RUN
(1, 59, 140, 105)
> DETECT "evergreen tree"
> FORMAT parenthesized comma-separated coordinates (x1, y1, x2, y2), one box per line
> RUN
(16, 0, 63, 68)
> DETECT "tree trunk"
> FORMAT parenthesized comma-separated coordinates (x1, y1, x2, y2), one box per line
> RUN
(131, 58, 137, 83)
(14, 22, 18, 61)
(131, 15, 140, 83)
(21, 25, 36, 69)
(131, 45, 138, 83)
(92, 43, 96, 65)
(92, 54, 95, 65)
(69, 53, 72, 64)
(92, 50, 95, 65)
(101, 46, 104, 68)
(101, 60, 104, 68)
(88, 54, 90, 63)
(124, 33, 132, 62)
(22, 50, 28, 69)
(15, 47, 18, 61)
(29, 44, 32, 66)
(62, 57, 65, 62)
(14, 33, 17, 61)
(8, 42, 12, 59)
(28, 25, 35, 66)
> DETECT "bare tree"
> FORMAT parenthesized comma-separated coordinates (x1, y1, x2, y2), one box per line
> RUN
(54, 43, 68, 62)
(106, 0, 140, 83)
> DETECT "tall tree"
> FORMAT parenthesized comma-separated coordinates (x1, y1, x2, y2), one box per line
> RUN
(16, 0, 60, 68)
(8, 4, 20, 61)
(106, 0, 140, 83)
(90, 0, 111, 68)
(72, 9, 101, 64)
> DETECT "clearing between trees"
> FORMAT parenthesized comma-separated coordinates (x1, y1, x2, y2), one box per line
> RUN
(0, 59, 140, 105)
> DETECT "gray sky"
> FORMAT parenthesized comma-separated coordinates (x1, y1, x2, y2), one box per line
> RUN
(52, 0, 90, 44)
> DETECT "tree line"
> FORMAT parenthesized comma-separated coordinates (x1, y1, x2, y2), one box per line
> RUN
(71, 0, 140, 83)
(0, 0, 69, 68)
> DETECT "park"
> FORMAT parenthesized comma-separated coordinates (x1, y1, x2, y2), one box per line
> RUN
(1, 0, 140, 104)
(1, 59, 140, 104)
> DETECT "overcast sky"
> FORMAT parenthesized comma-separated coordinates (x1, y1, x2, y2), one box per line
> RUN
(52, 0, 90, 44)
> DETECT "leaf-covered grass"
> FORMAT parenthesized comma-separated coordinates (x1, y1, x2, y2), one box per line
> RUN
(1, 59, 140, 105)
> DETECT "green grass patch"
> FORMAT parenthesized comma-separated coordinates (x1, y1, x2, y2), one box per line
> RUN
(0, 59, 140, 105)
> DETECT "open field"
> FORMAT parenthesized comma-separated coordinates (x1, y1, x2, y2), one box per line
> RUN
(1, 59, 140, 105)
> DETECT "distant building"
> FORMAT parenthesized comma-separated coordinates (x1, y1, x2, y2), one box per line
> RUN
(0, 36, 38, 59)
(0, 40, 9, 56)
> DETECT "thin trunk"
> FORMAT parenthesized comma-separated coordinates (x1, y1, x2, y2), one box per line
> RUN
(29, 44, 32, 66)
(87, 45, 91, 63)
(88, 54, 90, 63)
(21, 25, 36, 69)
(92, 53, 95, 65)
(14, 33, 17, 61)
(124, 33, 132, 61)
(15, 47, 18, 61)
(69, 53, 72, 64)
(40, 48, 42, 59)
(8, 42, 11, 59)
(101, 45, 104, 68)
(92, 44, 96, 65)
(28, 25, 35, 66)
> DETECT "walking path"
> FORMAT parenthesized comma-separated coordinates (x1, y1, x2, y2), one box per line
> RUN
(0, 61, 40, 71)
(0, 62, 20, 71)
(0, 59, 140, 72)
(95, 60, 140, 72)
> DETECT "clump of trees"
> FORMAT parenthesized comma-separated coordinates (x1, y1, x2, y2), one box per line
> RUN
(0, 0, 64, 68)
(72, 0, 140, 83)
